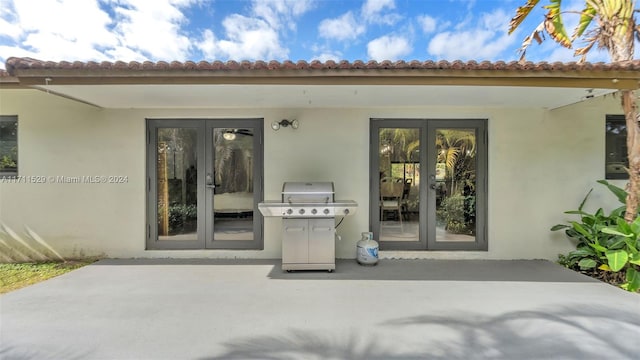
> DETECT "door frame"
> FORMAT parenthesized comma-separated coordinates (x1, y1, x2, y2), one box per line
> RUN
(370, 119, 427, 250)
(146, 118, 264, 250)
(370, 118, 488, 251)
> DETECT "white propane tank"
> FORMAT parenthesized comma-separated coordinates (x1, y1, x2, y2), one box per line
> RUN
(357, 232, 379, 265)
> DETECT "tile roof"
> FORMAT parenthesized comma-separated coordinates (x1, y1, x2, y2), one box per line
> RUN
(6, 57, 640, 73)
(3, 57, 639, 90)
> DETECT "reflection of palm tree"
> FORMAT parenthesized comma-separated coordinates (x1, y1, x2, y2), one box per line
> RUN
(215, 130, 253, 193)
(379, 128, 420, 162)
(214, 130, 233, 190)
(436, 129, 476, 195)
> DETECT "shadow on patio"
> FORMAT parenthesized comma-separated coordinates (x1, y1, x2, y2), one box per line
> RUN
(208, 305, 640, 360)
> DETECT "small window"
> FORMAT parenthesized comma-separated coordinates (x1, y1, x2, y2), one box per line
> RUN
(605, 115, 627, 179)
(0, 116, 18, 177)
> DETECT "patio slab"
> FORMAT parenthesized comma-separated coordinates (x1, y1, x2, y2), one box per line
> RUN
(1, 259, 638, 360)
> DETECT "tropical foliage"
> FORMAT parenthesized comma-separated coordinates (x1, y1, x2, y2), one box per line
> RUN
(436, 129, 476, 196)
(552, 181, 640, 292)
(380, 128, 477, 232)
(0, 154, 16, 170)
(509, 0, 640, 223)
(379, 128, 420, 164)
(0, 118, 17, 171)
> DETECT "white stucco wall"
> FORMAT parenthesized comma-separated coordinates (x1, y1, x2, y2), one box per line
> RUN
(0, 88, 628, 260)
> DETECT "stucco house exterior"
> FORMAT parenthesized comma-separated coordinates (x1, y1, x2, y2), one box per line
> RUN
(0, 57, 639, 261)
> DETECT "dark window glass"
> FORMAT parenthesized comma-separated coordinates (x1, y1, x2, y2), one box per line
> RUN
(605, 115, 627, 179)
(0, 116, 18, 176)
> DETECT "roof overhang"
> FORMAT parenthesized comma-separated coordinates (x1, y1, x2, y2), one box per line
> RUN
(3, 58, 639, 109)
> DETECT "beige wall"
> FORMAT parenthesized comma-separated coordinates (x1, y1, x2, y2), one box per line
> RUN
(0, 88, 628, 260)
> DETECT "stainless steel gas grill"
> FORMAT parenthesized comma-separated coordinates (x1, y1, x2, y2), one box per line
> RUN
(258, 182, 357, 272)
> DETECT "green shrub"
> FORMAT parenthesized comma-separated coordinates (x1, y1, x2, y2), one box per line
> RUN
(0, 155, 16, 170)
(440, 194, 475, 235)
(167, 204, 197, 234)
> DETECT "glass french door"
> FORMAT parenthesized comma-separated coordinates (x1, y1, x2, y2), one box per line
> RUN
(147, 119, 263, 250)
(370, 119, 487, 251)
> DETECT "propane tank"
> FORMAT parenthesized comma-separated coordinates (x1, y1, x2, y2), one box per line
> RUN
(357, 232, 379, 265)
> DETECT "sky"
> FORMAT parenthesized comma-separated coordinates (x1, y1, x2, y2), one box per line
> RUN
(0, 0, 632, 70)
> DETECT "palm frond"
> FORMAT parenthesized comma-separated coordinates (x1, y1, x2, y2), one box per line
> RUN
(574, 39, 596, 62)
(543, 0, 573, 48)
(573, 3, 597, 39)
(518, 22, 546, 61)
(509, 0, 541, 34)
(442, 148, 461, 174)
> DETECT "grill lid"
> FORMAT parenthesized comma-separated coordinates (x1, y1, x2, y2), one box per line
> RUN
(282, 182, 335, 203)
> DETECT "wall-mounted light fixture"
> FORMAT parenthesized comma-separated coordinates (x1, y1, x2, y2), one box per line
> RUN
(271, 119, 299, 131)
(223, 130, 237, 140)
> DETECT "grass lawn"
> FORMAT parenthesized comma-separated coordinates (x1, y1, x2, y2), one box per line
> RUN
(0, 260, 97, 294)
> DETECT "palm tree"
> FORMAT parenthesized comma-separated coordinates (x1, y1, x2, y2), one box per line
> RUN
(509, 0, 640, 222)
(436, 129, 476, 196)
(379, 128, 420, 162)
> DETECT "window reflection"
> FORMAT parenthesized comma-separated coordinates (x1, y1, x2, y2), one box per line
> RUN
(605, 115, 628, 179)
(0, 116, 18, 175)
(157, 128, 198, 241)
(435, 128, 476, 242)
(378, 128, 420, 242)
(213, 128, 254, 241)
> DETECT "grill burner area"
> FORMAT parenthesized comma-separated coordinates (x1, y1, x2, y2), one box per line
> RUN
(258, 182, 357, 272)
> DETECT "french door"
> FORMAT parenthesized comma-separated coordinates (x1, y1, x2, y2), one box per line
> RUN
(370, 119, 487, 251)
(146, 119, 263, 250)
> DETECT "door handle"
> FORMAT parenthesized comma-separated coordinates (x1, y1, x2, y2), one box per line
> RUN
(206, 173, 216, 189)
(429, 174, 436, 190)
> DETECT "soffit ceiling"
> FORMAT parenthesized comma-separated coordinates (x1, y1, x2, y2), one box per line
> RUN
(36, 84, 613, 109)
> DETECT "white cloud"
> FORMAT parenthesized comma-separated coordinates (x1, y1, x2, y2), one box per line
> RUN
(417, 15, 437, 33)
(0, 0, 200, 66)
(197, 15, 287, 60)
(110, 0, 195, 60)
(0, 0, 117, 64)
(314, 52, 342, 62)
(427, 9, 515, 61)
(0, 3, 22, 40)
(195, 0, 313, 60)
(318, 12, 365, 41)
(197, 29, 217, 59)
(251, 0, 314, 31)
(362, 0, 395, 18)
(0, 45, 38, 60)
(367, 35, 412, 60)
(218, 14, 287, 59)
(362, 0, 401, 25)
(310, 44, 342, 62)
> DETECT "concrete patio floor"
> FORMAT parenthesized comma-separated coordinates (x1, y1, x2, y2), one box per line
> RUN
(1, 259, 639, 360)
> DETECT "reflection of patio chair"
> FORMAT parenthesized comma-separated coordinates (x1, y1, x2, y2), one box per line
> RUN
(380, 180, 404, 231)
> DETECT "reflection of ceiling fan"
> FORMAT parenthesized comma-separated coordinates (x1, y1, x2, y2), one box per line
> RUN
(223, 129, 253, 140)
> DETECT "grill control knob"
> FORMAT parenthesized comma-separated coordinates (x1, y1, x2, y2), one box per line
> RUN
(299, 209, 305, 215)
(311, 209, 318, 215)
(286, 209, 293, 215)
(323, 208, 330, 215)
(343, 209, 350, 215)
